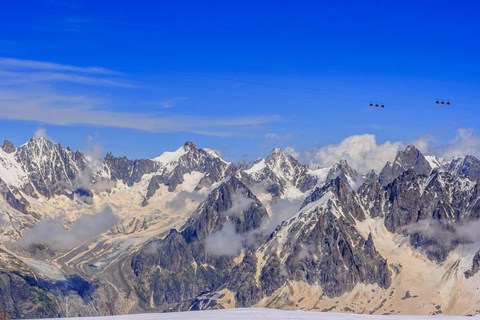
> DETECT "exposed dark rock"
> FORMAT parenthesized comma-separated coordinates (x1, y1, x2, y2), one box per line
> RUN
(0, 178, 29, 213)
(1, 140, 15, 154)
(358, 170, 385, 218)
(446, 155, 480, 181)
(326, 160, 361, 190)
(384, 169, 423, 232)
(379, 146, 431, 186)
(15, 138, 88, 198)
(144, 142, 229, 200)
(104, 152, 159, 187)
(465, 250, 480, 278)
(281, 208, 390, 297)
(240, 148, 317, 199)
(224, 253, 262, 307)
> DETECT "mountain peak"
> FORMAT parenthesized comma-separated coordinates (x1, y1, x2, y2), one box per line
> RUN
(446, 154, 480, 181)
(265, 148, 303, 177)
(1, 140, 15, 154)
(183, 141, 197, 151)
(379, 145, 431, 185)
(395, 145, 426, 166)
(22, 137, 56, 150)
(266, 147, 299, 164)
(326, 160, 362, 190)
(271, 147, 282, 154)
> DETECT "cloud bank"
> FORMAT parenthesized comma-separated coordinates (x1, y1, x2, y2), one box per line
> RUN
(19, 207, 119, 251)
(205, 221, 244, 256)
(437, 128, 480, 159)
(284, 129, 479, 175)
(304, 134, 405, 174)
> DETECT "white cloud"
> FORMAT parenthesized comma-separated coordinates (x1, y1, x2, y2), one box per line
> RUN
(306, 134, 405, 174)
(165, 191, 206, 212)
(284, 146, 300, 159)
(0, 70, 131, 87)
(265, 132, 281, 140)
(205, 221, 243, 256)
(19, 207, 119, 251)
(0, 57, 116, 75)
(224, 193, 254, 217)
(410, 135, 433, 154)
(34, 127, 48, 139)
(403, 218, 480, 254)
(160, 97, 187, 109)
(437, 128, 480, 159)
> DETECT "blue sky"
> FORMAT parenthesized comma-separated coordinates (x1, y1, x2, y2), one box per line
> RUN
(0, 0, 479, 162)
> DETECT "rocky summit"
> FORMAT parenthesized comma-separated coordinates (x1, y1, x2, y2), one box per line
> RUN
(0, 139, 479, 318)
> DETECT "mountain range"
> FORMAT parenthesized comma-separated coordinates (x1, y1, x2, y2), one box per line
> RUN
(0, 137, 479, 318)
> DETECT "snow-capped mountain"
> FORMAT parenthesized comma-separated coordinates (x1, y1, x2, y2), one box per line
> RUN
(240, 147, 320, 201)
(0, 138, 479, 318)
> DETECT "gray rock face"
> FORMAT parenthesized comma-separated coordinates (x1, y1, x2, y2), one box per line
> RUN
(325, 160, 362, 190)
(104, 152, 159, 187)
(144, 142, 229, 202)
(14, 138, 88, 198)
(224, 253, 262, 307)
(384, 169, 423, 232)
(379, 145, 432, 186)
(381, 165, 480, 262)
(357, 170, 385, 218)
(262, 180, 391, 298)
(465, 250, 480, 278)
(303, 177, 365, 222)
(0, 178, 29, 214)
(241, 148, 317, 198)
(0, 249, 96, 319)
(1, 140, 15, 154)
(446, 155, 480, 181)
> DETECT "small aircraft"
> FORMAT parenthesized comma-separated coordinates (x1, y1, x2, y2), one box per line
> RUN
(370, 102, 384, 108)
(436, 99, 451, 106)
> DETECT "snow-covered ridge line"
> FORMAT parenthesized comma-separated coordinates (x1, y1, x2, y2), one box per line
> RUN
(32, 308, 476, 320)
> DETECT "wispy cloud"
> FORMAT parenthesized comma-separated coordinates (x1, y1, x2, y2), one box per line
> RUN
(0, 90, 278, 135)
(160, 97, 187, 109)
(0, 57, 279, 136)
(0, 57, 115, 75)
(0, 57, 128, 87)
(0, 70, 130, 87)
(265, 132, 281, 140)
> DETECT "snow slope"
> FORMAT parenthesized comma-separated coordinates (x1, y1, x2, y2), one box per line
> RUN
(33, 308, 476, 320)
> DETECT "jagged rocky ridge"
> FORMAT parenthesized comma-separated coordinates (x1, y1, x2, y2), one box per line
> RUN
(0, 138, 479, 318)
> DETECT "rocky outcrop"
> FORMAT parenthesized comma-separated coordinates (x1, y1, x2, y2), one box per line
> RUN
(104, 153, 159, 186)
(1, 140, 15, 154)
(0, 178, 29, 214)
(379, 145, 431, 186)
(446, 155, 480, 181)
(465, 250, 480, 278)
(241, 148, 317, 199)
(15, 138, 88, 198)
(143, 142, 229, 203)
